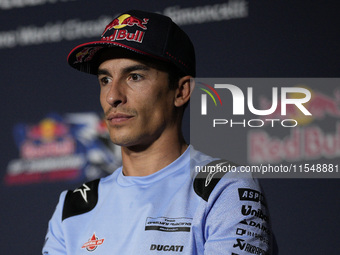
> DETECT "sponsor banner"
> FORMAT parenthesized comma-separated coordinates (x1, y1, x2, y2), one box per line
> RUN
(0, 0, 248, 49)
(190, 78, 340, 178)
(0, 0, 77, 10)
(0, 16, 112, 49)
(4, 112, 121, 186)
(163, 0, 248, 25)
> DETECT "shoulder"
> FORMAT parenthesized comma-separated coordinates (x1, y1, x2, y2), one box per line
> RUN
(62, 178, 101, 221)
(190, 147, 261, 203)
(193, 159, 240, 202)
(190, 152, 273, 254)
(61, 167, 121, 221)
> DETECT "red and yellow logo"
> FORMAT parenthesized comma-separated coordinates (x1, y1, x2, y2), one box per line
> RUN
(82, 233, 104, 252)
(101, 14, 149, 36)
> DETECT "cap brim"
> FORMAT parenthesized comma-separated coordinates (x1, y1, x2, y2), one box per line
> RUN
(67, 41, 168, 75)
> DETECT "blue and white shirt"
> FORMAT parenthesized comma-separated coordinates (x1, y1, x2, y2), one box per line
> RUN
(43, 146, 274, 254)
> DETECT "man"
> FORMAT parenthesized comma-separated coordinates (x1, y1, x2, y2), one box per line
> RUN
(43, 10, 275, 254)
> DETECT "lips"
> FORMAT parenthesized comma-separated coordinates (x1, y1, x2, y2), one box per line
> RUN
(107, 112, 134, 125)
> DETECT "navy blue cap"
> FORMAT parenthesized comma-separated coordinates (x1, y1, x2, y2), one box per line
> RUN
(67, 10, 196, 76)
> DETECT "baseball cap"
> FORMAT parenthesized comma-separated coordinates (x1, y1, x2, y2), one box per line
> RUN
(67, 10, 196, 76)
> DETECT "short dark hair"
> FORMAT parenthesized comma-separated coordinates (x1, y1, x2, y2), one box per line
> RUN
(167, 65, 185, 90)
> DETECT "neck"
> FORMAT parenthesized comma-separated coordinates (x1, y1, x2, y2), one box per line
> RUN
(120, 132, 188, 176)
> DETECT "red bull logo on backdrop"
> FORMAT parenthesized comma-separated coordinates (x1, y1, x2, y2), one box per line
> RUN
(248, 86, 340, 164)
(5, 114, 81, 185)
(101, 14, 149, 44)
(4, 113, 121, 186)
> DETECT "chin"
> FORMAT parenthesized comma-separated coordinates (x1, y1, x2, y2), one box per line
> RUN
(109, 133, 137, 147)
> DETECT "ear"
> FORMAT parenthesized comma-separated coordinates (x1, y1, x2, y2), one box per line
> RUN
(174, 76, 195, 107)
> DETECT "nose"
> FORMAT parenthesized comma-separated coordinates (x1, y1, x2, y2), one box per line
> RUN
(106, 81, 126, 108)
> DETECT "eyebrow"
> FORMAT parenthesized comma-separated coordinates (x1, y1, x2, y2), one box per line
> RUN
(97, 69, 111, 77)
(123, 64, 150, 73)
(97, 64, 150, 77)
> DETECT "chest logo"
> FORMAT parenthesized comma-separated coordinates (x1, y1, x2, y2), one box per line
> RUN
(82, 233, 104, 252)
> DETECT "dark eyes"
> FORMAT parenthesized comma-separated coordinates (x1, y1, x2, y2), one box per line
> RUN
(129, 73, 143, 81)
(98, 73, 144, 86)
(99, 77, 111, 86)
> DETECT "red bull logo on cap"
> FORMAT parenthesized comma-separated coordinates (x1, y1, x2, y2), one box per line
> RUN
(102, 14, 149, 35)
(101, 14, 149, 44)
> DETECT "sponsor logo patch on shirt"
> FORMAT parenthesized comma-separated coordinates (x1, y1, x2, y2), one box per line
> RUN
(82, 233, 104, 252)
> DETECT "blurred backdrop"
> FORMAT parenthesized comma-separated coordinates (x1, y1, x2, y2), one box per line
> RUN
(0, 0, 339, 254)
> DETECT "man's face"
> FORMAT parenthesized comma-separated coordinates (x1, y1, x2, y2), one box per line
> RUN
(98, 56, 177, 148)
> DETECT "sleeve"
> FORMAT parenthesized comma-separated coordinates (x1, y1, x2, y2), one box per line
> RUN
(42, 191, 67, 255)
(203, 176, 275, 255)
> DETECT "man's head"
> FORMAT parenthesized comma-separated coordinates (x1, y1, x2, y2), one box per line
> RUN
(67, 10, 196, 149)
(67, 10, 195, 77)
